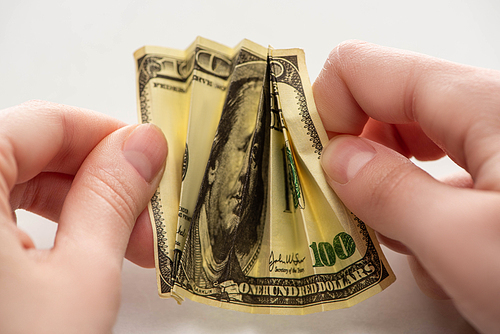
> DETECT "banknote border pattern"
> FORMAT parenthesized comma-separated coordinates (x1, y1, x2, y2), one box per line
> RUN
(137, 53, 192, 293)
(270, 56, 391, 306)
(277, 55, 323, 158)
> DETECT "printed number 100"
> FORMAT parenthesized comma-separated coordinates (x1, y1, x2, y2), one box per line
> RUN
(309, 232, 356, 267)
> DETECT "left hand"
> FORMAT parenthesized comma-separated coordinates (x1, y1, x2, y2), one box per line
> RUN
(0, 100, 167, 333)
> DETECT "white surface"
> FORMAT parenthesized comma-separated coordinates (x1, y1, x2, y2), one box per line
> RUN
(4, 0, 499, 332)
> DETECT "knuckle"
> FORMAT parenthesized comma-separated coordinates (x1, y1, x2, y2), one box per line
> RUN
(334, 40, 367, 55)
(18, 99, 50, 109)
(84, 166, 139, 228)
(19, 99, 67, 111)
(330, 40, 370, 69)
(0, 137, 17, 193)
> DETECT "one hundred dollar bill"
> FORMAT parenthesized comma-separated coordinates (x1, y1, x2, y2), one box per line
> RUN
(134, 38, 395, 314)
(135, 37, 238, 297)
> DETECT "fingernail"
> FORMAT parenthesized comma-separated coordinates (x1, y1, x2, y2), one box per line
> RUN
(123, 124, 167, 182)
(321, 136, 376, 184)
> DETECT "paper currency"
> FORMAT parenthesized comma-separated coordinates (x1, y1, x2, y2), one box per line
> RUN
(134, 38, 395, 314)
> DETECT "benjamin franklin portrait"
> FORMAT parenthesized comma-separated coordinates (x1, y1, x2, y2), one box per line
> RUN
(180, 59, 269, 293)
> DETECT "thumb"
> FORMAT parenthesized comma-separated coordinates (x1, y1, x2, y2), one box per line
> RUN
(320, 135, 440, 242)
(55, 123, 167, 263)
(320, 135, 500, 331)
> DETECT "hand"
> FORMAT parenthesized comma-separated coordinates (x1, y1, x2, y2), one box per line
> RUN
(313, 41, 500, 333)
(0, 101, 167, 333)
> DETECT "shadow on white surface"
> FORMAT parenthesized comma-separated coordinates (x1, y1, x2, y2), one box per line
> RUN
(116, 247, 477, 334)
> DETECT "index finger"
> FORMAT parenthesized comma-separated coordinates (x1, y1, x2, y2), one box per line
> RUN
(312, 41, 500, 189)
(1, 100, 125, 185)
(0, 100, 125, 217)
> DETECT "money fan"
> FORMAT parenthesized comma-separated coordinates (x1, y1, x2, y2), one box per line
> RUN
(134, 37, 395, 315)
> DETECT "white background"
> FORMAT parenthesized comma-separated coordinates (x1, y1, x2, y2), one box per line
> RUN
(2, 0, 499, 332)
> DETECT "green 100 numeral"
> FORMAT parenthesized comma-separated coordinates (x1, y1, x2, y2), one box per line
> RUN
(309, 232, 356, 267)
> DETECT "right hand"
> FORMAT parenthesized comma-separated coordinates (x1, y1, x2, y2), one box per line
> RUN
(313, 40, 500, 333)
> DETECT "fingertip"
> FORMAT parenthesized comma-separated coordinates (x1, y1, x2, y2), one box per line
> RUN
(312, 42, 369, 136)
(440, 170, 473, 188)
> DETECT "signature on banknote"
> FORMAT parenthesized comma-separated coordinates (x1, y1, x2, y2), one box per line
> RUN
(269, 251, 306, 272)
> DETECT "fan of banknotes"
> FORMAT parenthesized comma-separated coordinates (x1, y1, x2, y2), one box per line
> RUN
(134, 37, 395, 315)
